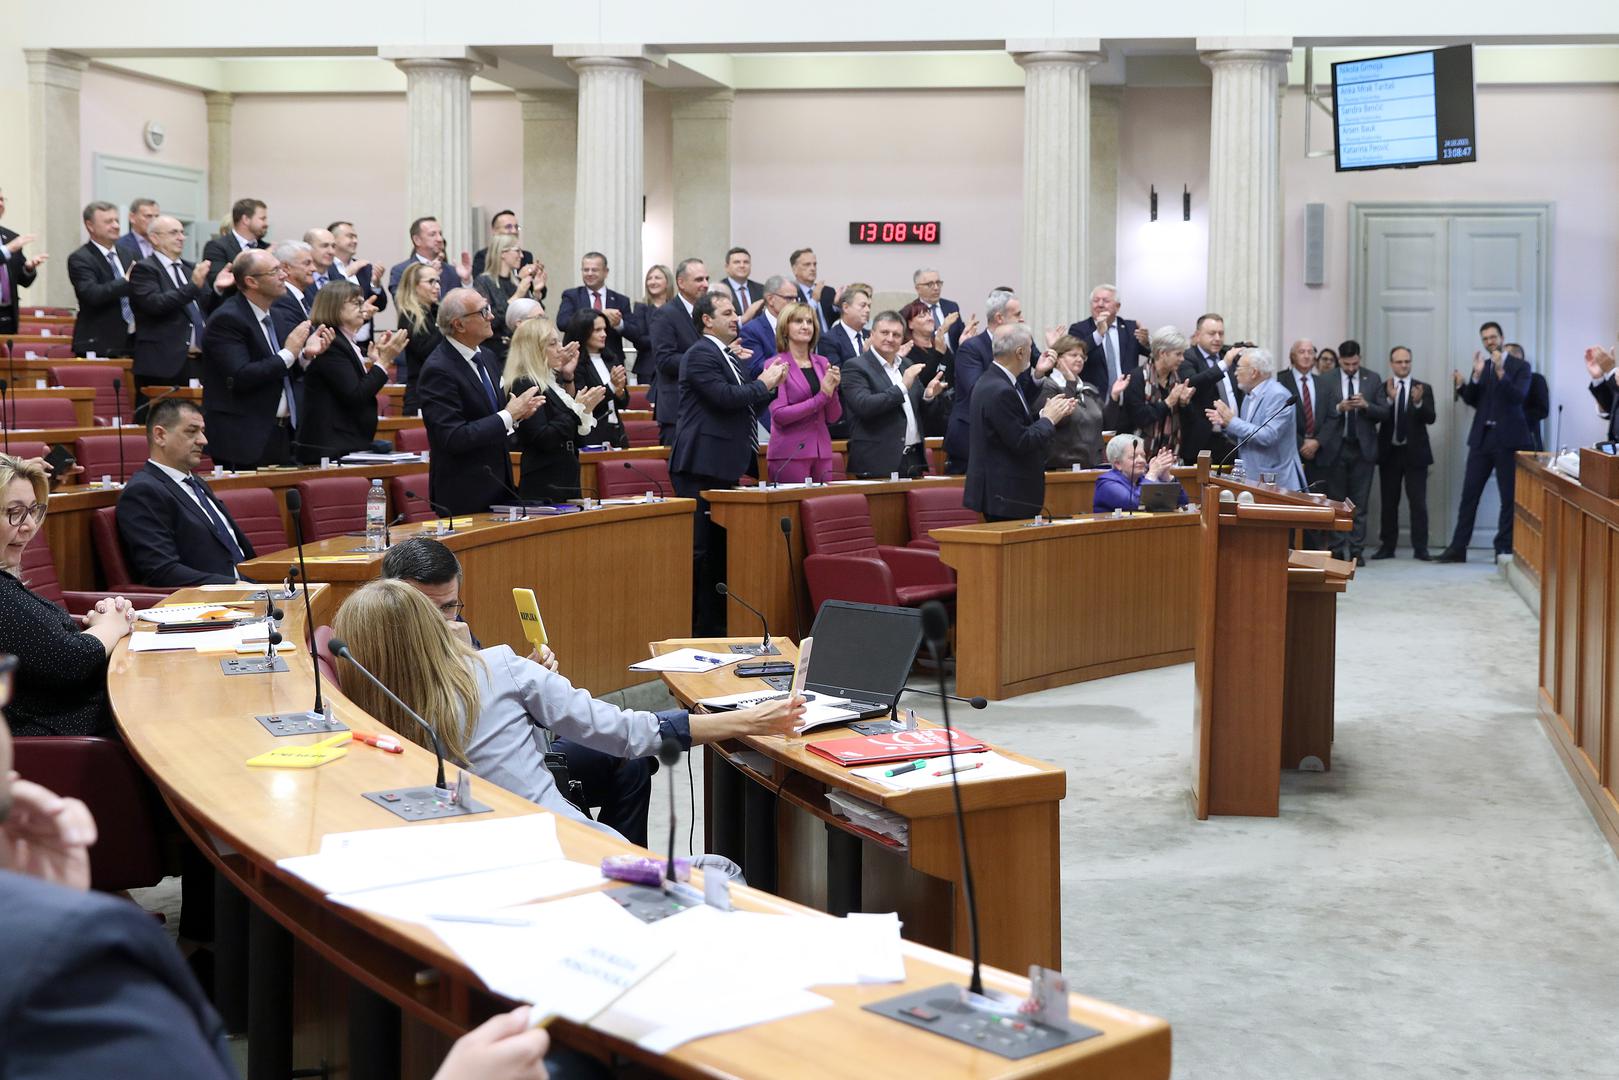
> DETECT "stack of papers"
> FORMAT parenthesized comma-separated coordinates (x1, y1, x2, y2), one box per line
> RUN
(852, 750, 1039, 792)
(630, 648, 746, 673)
(136, 603, 253, 626)
(696, 688, 859, 732)
(825, 791, 909, 847)
(129, 622, 272, 652)
(279, 815, 567, 897)
(340, 451, 424, 463)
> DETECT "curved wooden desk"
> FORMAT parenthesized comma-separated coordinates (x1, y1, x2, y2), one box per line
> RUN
(108, 586, 1171, 1078)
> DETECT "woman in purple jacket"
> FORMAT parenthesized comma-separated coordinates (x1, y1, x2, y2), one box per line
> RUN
(764, 302, 842, 483)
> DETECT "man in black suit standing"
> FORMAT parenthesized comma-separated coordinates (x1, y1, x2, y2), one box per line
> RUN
(1176, 313, 1242, 465)
(556, 251, 633, 366)
(200, 197, 268, 295)
(268, 240, 317, 341)
(417, 287, 540, 514)
(650, 258, 709, 446)
(0, 187, 46, 334)
(1276, 338, 1341, 548)
(1069, 284, 1148, 417)
(818, 284, 872, 368)
(1369, 346, 1436, 560)
(328, 220, 387, 349)
(964, 323, 1076, 521)
(67, 201, 134, 358)
(128, 216, 220, 419)
(788, 247, 838, 333)
(945, 289, 1021, 473)
(389, 216, 472, 299)
(1508, 343, 1550, 450)
(115, 197, 159, 266)
(199, 249, 334, 470)
(469, 209, 535, 278)
(720, 246, 764, 320)
(116, 398, 256, 586)
(840, 311, 949, 478)
(1584, 344, 1619, 443)
(1438, 321, 1535, 562)
(669, 290, 786, 634)
(1325, 340, 1386, 565)
(912, 268, 964, 353)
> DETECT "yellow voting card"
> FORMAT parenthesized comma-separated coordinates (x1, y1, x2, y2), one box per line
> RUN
(246, 733, 350, 769)
(513, 588, 548, 648)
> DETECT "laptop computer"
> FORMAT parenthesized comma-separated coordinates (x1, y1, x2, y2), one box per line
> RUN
(1138, 481, 1182, 513)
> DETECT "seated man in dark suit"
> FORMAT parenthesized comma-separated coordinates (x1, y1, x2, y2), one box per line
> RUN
(116, 398, 256, 587)
(670, 290, 787, 634)
(719, 246, 765, 320)
(1069, 283, 1148, 430)
(198, 249, 334, 470)
(912, 268, 964, 353)
(840, 311, 948, 478)
(417, 287, 541, 514)
(128, 215, 222, 418)
(555, 251, 633, 364)
(650, 258, 708, 446)
(964, 322, 1075, 521)
(67, 200, 134, 358)
(944, 288, 1021, 473)
(199, 196, 269, 295)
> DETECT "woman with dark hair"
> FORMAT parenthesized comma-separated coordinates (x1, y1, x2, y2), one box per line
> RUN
(562, 309, 629, 449)
(297, 281, 407, 464)
(900, 299, 952, 436)
(395, 261, 442, 414)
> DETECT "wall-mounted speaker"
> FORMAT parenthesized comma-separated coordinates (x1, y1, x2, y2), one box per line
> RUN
(1303, 203, 1326, 287)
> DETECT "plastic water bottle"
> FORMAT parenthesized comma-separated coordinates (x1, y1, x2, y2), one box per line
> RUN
(365, 479, 387, 551)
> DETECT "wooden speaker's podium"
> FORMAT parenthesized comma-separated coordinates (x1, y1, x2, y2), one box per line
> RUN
(1192, 453, 1356, 818)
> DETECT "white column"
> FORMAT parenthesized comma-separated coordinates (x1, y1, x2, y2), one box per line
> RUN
(383, 50, 480, 264)
(1200, 40, 1291, 352)
(517, 90, 577, 282)
(670, 89, 734, 267)
(24, 49, 87, 307)
(1011, 42, 1104, 335)
(1087, 85, 1122, 292)
(204, 92, 233, 228)
(562, 51, 650, 297)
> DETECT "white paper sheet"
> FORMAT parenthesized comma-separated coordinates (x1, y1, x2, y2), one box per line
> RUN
(629, 648, 747, 673)
(851, 750, 1039, 791)
(331, 859, 605, 925)
(129, 623, 268, 652)
(278, 813, 564, 896)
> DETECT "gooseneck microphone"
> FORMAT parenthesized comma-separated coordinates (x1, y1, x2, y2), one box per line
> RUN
(778, 516, 806, 643)
(989, 494, 1052, 523)
(280, 492, 325, 715)
(900, 685, 988, 710)
(715, 582, 772, 653)
(404, 488, 456, 532)
(658, 735, 683, 881)
(482, 463, 532, 517)
(112, 377, 126, 481)
(329, 638, 449, 793)
(0, 378, 10, 455)
(1217, 397, 1295, 468)
(620, 461, 667, 498)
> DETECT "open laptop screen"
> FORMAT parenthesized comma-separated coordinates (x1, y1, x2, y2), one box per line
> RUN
(804, 601, 923, 706)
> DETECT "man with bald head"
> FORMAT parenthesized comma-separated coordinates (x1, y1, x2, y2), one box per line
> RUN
(128, 215, 223, 418)
(417, 287, 541, 513)
(303, 227, 337, 295)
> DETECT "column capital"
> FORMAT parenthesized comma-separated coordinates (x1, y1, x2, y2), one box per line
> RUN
(565, 54, 654, 78)
(1008, 40, 1104, 68)
(554, 43, 661, 63)
(389, 56, 483, 80)
(1197, 39, 1293, 67)
(204, 91, 233, 120)
(23, 49, 87, 91)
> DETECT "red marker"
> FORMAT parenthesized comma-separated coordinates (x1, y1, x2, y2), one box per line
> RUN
(352, 732, 403, 754)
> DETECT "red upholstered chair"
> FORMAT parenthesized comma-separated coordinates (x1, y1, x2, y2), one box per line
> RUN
(11, 737, 167, 892)
(388, 473, 435, 522)
(798, 493, 955, 614)
(394, 426, 429, 453)
(19, 535, 167, 613)
(905, 485, 980, 551)
(215, 487, 289, 557)
(926, 445, 948, 475)
(9, 341, 75, 360)
(313, 624, 340, 687)
(596, 458, 670, 499)
(74, 434, 147, 482)
(7, 397, 78, 428)
(90, 506, 149, 591)
(17, 324, 61, 337)
(294, 476, 370, 541)
(827, 452, 849, 482)
(375, 388, 401, 418)
(50, 364, 131, 424)
(624, 419, 660, 448)
(627, 385, 652, 411)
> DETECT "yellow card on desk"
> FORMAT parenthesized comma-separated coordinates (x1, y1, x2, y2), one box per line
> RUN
(513, 588, 548, 647)
(246, 733, 350, 769)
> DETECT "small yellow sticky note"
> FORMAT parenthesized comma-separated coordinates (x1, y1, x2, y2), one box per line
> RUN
(246, 733, 350, 769)
(513, 588, 548, 648)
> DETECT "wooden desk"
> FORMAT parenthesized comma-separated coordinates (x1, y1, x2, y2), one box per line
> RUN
(239, 501, 695, 695)
(933, 512, 1202, 700)
(107, 587, 1170, 1079)
(1281, 550, 1355, 771)
(655, 637, 1066, 975)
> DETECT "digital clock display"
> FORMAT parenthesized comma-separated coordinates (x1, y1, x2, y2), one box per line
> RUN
(848, 221, 941, 245)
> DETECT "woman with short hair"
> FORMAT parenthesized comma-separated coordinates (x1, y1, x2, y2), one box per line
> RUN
(1092, 433, 1188, 513)
(296, 281, 408, 464)
(1031, 334, 1104, 469)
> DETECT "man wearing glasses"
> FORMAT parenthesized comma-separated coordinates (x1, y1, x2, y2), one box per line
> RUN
(738, 275, 800, 378)
(470, 209, 535, 280)
(912, 268, 965, 353)
(416, 288, 542, 514)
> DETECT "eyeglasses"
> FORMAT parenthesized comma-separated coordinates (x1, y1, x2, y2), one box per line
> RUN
(916, 279, 943, 289)
(5, 503, 46, 527)
(437, 601, 465, 617)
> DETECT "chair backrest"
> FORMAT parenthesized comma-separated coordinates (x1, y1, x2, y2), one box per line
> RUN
(295, 476, 371, 541)
(49, 364, 130, 423)
(9, 341, 75, 359)
(17, 324, 61, 337)
(18, 535, 65, 607)
(388, 473, 435, 522)
(313, 625, 340, 688)
(627, 385, 652, 411)
(74, 435, 148, 483)
(906, 485, 978, 549)
(376, 389, 401, 418)
(624, 419, 660, 447)
(215, 486, 289, 556)
(394, 426, 429, 453)
(799, 493, 880, 558)
(8, 396, 78, 428)
(828, 451, 849, 482)
(91, 505, 142, 590)
(927, 445, 948, 475)
(596, 458, 671, 499)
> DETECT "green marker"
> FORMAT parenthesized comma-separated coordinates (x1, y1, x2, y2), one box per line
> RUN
(884, 759, 927, 777)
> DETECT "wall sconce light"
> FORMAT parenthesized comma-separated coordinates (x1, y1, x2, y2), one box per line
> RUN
(1182, 185, 1191, 222)
(1149, 185, 1158, 222)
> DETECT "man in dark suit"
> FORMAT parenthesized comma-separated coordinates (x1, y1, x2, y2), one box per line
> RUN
(0, 187, 45, 334)
(964, 323, 1076, 521)
(650, 258, 709, 446)
(67, 201, 134, 358)
(268, 240, 316, 342)
(1584, 344, 1619, 443)
(388, 216, 472, 299)
(556, 251, 634, 365)
(737, 275, 799, 377)
(1369, 346, 1437, 560)
(720, 246, 765, 319)
(1276, 338, 1341, 548)
(788, 247, 838, 332)
(328, 220, 388, 349)
(1438, 321, 1535, 561)
(1508, 343, 1551, 450)
(944, 289, 1021, 473)
(912, 268, 964, 353)
(1324, 340, 1385, 565)
(818, 284, 872, 368)
(199, 197, 268, 295)
(1069, 283, 1149, 405)
(417, 287, 541, 514)
(115, 196, 159, 266)
(128, 216, 221, 418)
(469, 209, 535, 278)
(198, 248, 333, 469)
(670, 290, 787, 634)
(1176, 313, 1242, 465)
(116, 398, 256, 586)
(840, 311, 949, 478)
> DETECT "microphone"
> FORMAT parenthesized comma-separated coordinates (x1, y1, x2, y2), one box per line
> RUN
(1555, 403, 1564, 453)
(329, 637, 449, 793)
(404, 488, 455, 532)
(715, 582, 775, 654)
(1217, 397, 1294, 468)
(111, 377, 126, 480)
(779, 516, 806, 643)
(281, 489, 326, 716)
(620, 460, 667, 499)
(989, 493, 1052, 524)
(658, 735, 683, 882)
(0, 378, 10, 454)
(259, 588, 285, 658)
(900, 685, 988, 710)
(482, 463, 532, 517)
(290, 437, 362, 463)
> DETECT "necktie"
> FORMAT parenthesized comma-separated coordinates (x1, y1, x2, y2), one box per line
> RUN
(1300, 376, 1315, 436)
(1395, 381, 1409, 443)
(803, 287, 827, 332)
(1210, 353, 1231, 405)
(1344, 373, 1357, 437)
(476, 359, 500, 410)
(264, 315, 299, 427)
(108, 251, 133, 327)
(313, 273, 327, 292)
(1103, 327, 1120, 386)
(591, 290, 602, 312)
(0, 262, 10, 305)
(739, 283, 750, 308)
(171, 262, 207, 346)
(184, 476, 245, 563)
(855, 330, 867, 353)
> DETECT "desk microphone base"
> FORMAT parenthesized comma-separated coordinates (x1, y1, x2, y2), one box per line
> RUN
(727, 642, 781, 656)
(363, 787, 492, 821)
(865, 984, 1100, 1060)
(221, 656, 289, 676)
(255, 710, 347, 737)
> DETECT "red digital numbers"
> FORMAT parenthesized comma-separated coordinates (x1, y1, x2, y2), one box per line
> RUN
(919, 222, 937, 242)
(848, 221, 941, 244)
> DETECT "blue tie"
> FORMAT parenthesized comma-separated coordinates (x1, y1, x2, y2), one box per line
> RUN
(108, 251, 133, 326)
(262, 315, 299, 428)
(476, 358, 500, 410)
(185, 476, 245, 563)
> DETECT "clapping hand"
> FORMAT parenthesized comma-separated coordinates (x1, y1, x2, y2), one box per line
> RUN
(1472, 350, 1487, 378)
(455, 251, 474, 285)
(1034, 349, 1057, 379)
(303, 325, 336, 360)
(759, 362, 789, 389)
(1044, 325, 1064, 349)
(896, 340, 915, 360)
(740, 297, 765, 323)
(604, 307, 624, 328)
(822, 364, 842, 397)
(1411, 382, 1425, 405)
(922, 368, 948, 401)
(901, 362, 926, 389)
(576, 385, 607, 411)
(212, 264, 234, 293)
(1040, 394, 1078, 425)
(1134, 324, 1150, 347)
(610, 365, 628, 393)
(1586, 345, 1616, 380)
(360, 295, 380, 321)
(190, 259, 212, 288)
(940, 311, 961, 333)
(284, 320, 313, 357)
(3, 232, 34, 255)
(1208, 400, 1234, 428)
(23, 252, 47, 273)
(559, 340, 581, 365)
(516, 263, 537, 294)
(373, 329, 409, 366)
(1110, 373, 1130, 403)
(506, 384, 541, 421)
(1167, 382, 1195, 408)
(1147, 446, 1176, 480)
(960, 313, 981, 339)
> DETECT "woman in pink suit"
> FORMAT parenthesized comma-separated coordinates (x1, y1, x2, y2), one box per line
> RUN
(765, 302, 842, 483)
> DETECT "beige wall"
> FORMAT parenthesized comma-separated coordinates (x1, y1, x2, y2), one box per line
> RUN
(78, 66, 209, 207)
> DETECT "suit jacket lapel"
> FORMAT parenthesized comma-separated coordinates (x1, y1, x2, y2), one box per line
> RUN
(152, 464, 234, 553)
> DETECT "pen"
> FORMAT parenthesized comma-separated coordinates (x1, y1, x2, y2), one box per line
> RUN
(429, 913, 533, 927)
(694, 654, 723, 664)
(352, 732, 403, 753)
(931, 761, 985, 777)
(884, 759, 927, 777)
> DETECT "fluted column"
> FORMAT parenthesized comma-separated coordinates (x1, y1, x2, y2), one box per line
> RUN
(1200, 41, 1291, 352)
(671, 89, 734, 267)
(517, 90, 577, 282)
(204, 92, 233, 227)
(1011, 43, 1104, 335)
(24, 49, 87, 307)
(564, 53, 650, 296)
(1087, 85, 1122, 291)
(384, 52, 480, 263)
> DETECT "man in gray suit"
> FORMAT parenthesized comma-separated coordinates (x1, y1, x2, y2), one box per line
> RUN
(1277, 338, 1341, 548)
(1205, 346, 1306, 491)
(839, 311, 949, 478)
(1324, 339, 1387, 565)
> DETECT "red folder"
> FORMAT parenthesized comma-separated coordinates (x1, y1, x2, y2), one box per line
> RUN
(807, 727, 986, 766)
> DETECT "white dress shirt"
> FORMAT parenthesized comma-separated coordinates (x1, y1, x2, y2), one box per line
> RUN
(244, 297, 298, 418)
(155, 252, 201, 347)
(448, 337, 514, 433)
(877, 352, 922, 447)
